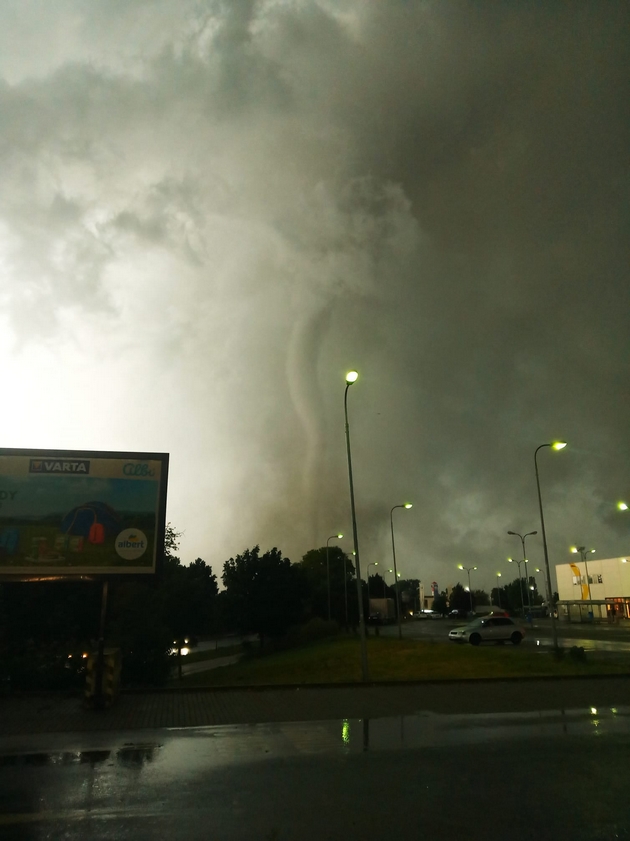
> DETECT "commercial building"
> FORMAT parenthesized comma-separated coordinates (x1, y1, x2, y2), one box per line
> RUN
(555, 556, 630, 622)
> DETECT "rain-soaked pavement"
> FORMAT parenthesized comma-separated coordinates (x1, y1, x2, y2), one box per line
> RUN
(1, 701, 630, 840)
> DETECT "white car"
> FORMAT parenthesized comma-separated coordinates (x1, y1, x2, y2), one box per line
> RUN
(448, 616, 525, 646)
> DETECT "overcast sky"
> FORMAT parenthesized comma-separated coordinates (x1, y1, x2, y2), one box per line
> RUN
(1, 0, 628, 593)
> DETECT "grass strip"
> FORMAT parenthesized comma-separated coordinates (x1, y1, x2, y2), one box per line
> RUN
(176, 636, 630, 688)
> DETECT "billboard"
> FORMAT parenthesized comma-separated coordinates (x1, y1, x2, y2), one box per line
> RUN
(0, 449, 168, 578)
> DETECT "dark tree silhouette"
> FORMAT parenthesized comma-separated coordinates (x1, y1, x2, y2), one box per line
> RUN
(222, 546, 306, 647)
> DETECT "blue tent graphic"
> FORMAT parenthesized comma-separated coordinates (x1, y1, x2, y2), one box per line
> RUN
(60, 501, 122, 539)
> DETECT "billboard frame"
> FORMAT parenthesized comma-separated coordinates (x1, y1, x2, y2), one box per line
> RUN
(0, 448, 169, 581)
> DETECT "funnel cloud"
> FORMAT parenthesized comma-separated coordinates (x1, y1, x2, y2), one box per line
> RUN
(1, 1, 628, 591)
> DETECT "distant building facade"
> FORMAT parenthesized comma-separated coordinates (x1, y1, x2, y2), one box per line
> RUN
(555, 556, 630, 622)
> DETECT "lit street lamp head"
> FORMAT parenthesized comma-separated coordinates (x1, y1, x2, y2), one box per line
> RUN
(404, 503, 412, 509)
(618, 502, 628, 511)
(345, 371, 359, 384)
(552, 441, 567, 450)
(337, 533, 343, 539)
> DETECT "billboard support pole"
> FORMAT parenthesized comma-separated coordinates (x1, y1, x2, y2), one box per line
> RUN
(94, 580, 109, 709)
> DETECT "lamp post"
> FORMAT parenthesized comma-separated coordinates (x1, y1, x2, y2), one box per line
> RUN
(386, 568, 399, 599)
(457, 564, 477, 613)
(343, 551, 356, 628)
(534, 441, 566, 651)
(390, 503, 412, 640)
(618, 502, 628, 511)
(344, 371, 368, 681)
(367, 562, 379, 597)
(571, 546, 596, 601)
(507, 530, 537, 613)
(507, 557, 529, 616)
(534, 567, 549, 604)
(496, 572, 502, 609)
(326, 534, 343, 622)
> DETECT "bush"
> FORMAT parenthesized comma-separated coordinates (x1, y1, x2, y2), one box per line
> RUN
(569, 645, 587, 663)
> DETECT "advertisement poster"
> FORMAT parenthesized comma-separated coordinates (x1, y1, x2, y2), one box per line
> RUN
(0, 449, 168, 577)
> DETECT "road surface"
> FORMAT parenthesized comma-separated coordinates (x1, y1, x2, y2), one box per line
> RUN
(1, 702, 629, 840)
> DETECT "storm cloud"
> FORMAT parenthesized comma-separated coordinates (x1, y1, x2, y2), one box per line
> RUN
(1, 0, 628, 591)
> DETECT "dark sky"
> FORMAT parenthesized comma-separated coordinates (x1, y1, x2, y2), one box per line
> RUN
(1, 0, 628, 592)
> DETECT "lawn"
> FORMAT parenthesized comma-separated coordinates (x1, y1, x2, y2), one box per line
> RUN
(175, 635, 630, 687)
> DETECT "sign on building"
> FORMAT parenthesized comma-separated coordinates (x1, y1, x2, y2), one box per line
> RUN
(0, 449, 168, 578)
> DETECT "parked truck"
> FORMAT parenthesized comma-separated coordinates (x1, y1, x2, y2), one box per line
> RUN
(368, 598, 395, 624)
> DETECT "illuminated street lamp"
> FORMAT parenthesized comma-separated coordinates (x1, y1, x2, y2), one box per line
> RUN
(457, 564, 477, 613)
(326, 533, 343, 622)
(534, 567, 550, 604)
(507, 557, 529, 616)
(507, 530, 537, 613)
(534, 441, 567, 650)
(391, 503, 412, 640)
(618, 502, 628, 511)
(367, 562, 379, 597)
(496, 572, 502, 609)
(386, 567, 400, 598)
(571, 546, 596, 601)
(344, 371, 368, 680)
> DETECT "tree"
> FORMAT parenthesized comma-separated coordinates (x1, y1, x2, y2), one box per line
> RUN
(368, 573, 392, 600)
(222, 546, 307, 647)
(449, 582, 472, 613)
(432, 591, 448, 616)
(108, 524, 219, 685)
(300, 546, 355, 624)
(398, 579, 420, 612)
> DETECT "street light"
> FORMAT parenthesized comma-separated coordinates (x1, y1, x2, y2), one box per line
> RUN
(496, 572, 502, 609)
(385, 568, 399, 598)
(367, 562, 379, 597)
(618, 502, 628, 511)
(507, 530, 537, 613)
(326, 533, 343, 622)
(534, 441, 566, 651)
(390, 503, 412, 640)
(457, 564, 477, 613)
(534, 567, 550, 604)
(507, 557, 529, 616)
(344, 371, 368, 680)
(571, 546, 596, 601)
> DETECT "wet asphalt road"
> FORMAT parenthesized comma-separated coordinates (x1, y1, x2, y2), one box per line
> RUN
(1, 706, 630, 840)
(381, 617, 630, 652)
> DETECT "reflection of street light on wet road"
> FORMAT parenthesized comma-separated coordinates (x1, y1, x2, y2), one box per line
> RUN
(344, 371, 368, 680)
(326, 533, 343, 622)
(391, 503, 412, 640)
(535, 441, 566, 651)
(457, 564, 477, 613)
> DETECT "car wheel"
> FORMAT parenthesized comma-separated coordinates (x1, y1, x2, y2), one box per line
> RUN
(511, 632, 522, 645)
(469, 633, 481, 646)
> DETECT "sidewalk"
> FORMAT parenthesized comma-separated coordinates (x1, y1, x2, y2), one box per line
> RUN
(1, 675, 629, 738)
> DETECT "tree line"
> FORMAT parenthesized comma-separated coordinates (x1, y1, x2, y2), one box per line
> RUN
(0, 525, 557, 690)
